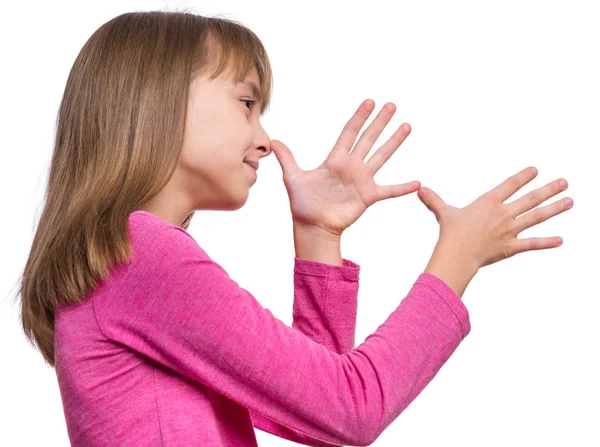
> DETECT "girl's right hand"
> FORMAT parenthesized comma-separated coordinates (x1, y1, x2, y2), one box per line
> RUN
(417, 166, 573, 269)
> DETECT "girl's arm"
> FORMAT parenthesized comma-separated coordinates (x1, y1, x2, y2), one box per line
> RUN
(249, 257, 360, 446)
(94, 219, 470, 446)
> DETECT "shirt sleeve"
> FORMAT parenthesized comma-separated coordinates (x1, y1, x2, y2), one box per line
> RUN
(249, 257, 360, 447)
(94, 223, 471, 446)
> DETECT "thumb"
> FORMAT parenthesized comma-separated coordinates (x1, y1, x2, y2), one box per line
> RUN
(417, 187, 447, 220)
(270, 140, 301, 178)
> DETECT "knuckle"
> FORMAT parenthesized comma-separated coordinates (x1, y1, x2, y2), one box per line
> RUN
(498, 205, 513, 222)
(481, 193, 497, 208)
(503, 243, 514, 259)
(532, 209, 545, 225)
(347, 124, 360, 134)
(527, 190, 542, 204)
(550, 184, 562, 197)
(364, 131, 377, 144)
(551, 205, 565, 218)
(346, 120, 361, 134)
(561, 198, 573, 210)
(521, 240, 533, 252)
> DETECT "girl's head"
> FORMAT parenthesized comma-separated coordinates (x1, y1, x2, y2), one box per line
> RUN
(16, 10, 273, 367)
(140, 16, 274, 225)
(143, 53, 272, 226)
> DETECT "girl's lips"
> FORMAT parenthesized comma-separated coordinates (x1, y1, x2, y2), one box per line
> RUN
(244, 162, 257, 180)
(243, 160, 259, 171)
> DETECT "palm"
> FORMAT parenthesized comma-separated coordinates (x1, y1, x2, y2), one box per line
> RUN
(283, 154, 382, 234)
(272, 100, 421, 236)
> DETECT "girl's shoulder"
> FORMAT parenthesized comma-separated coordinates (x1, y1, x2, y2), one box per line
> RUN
(127, 210, 209, 266)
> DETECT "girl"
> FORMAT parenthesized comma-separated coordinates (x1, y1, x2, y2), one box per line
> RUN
(17, 10, 573, 447)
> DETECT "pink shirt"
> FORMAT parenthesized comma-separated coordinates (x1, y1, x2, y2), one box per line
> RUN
(54, 210, 471, 446)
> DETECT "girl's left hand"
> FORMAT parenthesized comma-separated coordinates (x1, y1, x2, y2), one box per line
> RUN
(270, 99, 421, 237)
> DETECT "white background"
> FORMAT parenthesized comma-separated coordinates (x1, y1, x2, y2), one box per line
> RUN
(1, 0, 598, 445)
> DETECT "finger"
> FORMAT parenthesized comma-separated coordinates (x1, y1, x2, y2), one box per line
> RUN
(506, 178, 569, 217)
(351, 102, 397, 161)
(487, 166, 538, 203)
(417, 186, 449, 221)
(365, 122, 412, 174)
(270, 140, 303, 178)
(330, 99, 376, 156)
(376, 180, 421, 201)
(512, 196, 574, 234)
(508, 235, 564, 258)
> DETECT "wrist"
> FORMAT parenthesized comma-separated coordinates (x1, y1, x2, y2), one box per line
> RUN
(424, 242, 479, 299)
(293, 221, 343, 265)
(292, 221, 342, 242)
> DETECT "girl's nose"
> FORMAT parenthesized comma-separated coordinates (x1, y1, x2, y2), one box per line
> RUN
(256, 126, 271, 158)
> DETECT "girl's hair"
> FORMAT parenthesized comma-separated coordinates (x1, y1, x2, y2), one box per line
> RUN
(14, 10, 273, 367)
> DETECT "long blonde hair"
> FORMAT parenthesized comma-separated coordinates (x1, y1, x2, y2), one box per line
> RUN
(14, 10, 273, 367)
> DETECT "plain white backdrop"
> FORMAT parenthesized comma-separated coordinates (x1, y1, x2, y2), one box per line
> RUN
(1, 0, 598, 445)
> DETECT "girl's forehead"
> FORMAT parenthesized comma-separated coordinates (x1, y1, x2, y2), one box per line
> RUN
(188, 73, 242, 97)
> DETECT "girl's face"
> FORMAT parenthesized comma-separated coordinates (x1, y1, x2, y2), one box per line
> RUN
(178, 66, 271, 210)
(138, 66, 271, 226)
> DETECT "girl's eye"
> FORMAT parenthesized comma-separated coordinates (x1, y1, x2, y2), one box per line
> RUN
(242, 99, 257, 111)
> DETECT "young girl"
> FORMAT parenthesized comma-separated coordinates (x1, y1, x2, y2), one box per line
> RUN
(17, 10, 573, 447)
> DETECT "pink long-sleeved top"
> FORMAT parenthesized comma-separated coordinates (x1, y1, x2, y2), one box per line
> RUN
(54, 210, 471, 446)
